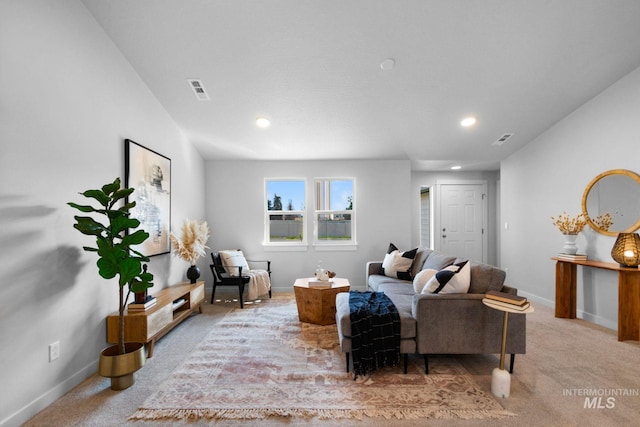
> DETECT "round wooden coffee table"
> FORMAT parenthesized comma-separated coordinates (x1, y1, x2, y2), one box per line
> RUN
(293, 277, 350, 325)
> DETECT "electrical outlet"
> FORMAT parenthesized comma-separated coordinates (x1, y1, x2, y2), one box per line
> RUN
(49, 341, 60, 362)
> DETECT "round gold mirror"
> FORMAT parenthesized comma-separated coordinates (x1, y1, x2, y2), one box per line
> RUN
(581, 169, 640, 236)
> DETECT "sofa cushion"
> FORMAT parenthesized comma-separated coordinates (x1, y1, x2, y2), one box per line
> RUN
(378, 282, 416, 296)
(421, 251, 456, 271)
(382, 243, 418, 281)
(413, 268, 437, 293)
(336, 292, 416, 340)
(468, 263, 507, 294)
(368, 274, 405, 292)
(423, 260, 471, 294)
(411, 248, 433, 278)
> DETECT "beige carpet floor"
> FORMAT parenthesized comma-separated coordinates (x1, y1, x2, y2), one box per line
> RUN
(24, 292, 640, 427)
(131, 296, 512, 421)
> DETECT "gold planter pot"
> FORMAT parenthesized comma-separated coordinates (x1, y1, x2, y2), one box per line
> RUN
(98, 342, 146, 390)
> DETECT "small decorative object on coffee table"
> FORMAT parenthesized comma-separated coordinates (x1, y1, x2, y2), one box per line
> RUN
(293, 277, 350, 325)
(482, 294, 534, 398)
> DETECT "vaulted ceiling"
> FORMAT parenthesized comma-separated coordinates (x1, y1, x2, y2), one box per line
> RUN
(82, 0, 640, 170)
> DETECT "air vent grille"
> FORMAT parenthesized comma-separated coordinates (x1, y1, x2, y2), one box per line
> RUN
(187, 79, 210, 101)
(492, 133, 514, 146)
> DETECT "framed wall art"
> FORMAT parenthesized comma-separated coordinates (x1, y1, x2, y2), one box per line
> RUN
(125, 138, 171, 256)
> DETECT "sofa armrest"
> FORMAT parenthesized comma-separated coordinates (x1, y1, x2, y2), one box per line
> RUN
(412, 293, 526, 355)
(366, 261, 383, 283)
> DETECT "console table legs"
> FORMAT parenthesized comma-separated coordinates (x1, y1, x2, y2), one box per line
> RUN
(618, 272, 640, 341)
(554, 260, 640, 341)
(555, 261, 577, 319)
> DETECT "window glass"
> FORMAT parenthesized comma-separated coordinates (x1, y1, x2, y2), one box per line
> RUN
(265, 179, 306, 244)
(314, 179, 355, 243)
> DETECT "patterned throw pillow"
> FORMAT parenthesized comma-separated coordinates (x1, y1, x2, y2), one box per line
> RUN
(219, 250, 251, 277)
(423, 260, 471, 294)
(382, 243, 418, 281)
(413, 268, 438, 293)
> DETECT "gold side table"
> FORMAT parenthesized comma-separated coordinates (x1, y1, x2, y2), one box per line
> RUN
(482, 298, 534, 398)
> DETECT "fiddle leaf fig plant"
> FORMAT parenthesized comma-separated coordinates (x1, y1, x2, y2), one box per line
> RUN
(68, 177, 154, 354)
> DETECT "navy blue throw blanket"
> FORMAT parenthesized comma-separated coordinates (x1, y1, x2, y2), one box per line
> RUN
(349, 291, 400, 377)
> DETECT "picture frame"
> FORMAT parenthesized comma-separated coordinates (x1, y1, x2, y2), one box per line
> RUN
(125, 139, 171, 256)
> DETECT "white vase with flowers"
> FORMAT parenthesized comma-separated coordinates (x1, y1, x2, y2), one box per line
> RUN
(551, 212, 586, 255)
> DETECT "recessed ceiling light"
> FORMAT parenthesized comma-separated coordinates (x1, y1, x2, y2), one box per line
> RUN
(380, 58, 395, 70)
(256, 117, 270, 128)
(451, 165, 462, 170)
(460, 117, 477, 127)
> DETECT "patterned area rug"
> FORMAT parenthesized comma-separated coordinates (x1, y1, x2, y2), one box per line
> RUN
(131, 296, 514, 421)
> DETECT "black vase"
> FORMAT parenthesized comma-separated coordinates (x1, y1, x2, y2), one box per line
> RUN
(186, 265, 200, 284)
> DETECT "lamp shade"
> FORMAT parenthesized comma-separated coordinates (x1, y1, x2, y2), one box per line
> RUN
(611, 232, 640, 267)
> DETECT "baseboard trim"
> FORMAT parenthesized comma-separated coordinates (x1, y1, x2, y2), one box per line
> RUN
(518, 290, 617, 331)
(1, 360, 97, 427)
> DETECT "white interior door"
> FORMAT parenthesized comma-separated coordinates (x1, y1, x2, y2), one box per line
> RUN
(439, 183, 485, 262)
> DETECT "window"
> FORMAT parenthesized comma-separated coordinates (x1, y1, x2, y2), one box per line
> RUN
(264, 179, 306, 246)
(314, 178, 355, 246)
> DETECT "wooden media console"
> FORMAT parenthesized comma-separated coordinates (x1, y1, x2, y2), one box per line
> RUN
(106, 281, 205, 357)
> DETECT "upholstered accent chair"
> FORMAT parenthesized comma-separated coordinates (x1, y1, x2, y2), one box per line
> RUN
(209, 250, 272, 308)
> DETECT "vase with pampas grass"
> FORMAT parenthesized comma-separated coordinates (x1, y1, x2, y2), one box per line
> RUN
(170, 219, 210, 283)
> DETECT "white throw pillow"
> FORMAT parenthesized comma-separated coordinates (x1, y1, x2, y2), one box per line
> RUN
(413, 269, 438, 293)
(423, 261, 471, 294)
(381, 243, 418, 280)
(219, 250, 251, 277)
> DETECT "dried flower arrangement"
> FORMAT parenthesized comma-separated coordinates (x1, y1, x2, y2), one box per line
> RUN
(591, 212, 613, 231)
(551, 212, 586, 235)
(170, 219, 210, 265)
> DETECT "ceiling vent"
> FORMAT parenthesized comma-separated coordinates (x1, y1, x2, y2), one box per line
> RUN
(492, 133, 514, 146)
(187, 79, 210, 101)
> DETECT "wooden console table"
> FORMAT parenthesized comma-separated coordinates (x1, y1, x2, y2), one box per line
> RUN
(552, 258, 640, 341)
(107, 281, 205, 357)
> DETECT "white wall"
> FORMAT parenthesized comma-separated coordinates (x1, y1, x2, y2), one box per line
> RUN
(501, 65, 640, 330)
(205, 160, 412, 291)
(0, 1, 205, 425)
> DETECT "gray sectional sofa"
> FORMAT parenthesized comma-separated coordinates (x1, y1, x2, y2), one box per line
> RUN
(336, 247, 526, 374)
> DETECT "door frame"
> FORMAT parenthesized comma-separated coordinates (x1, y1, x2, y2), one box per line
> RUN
(434, 179, 488, 263)
(418, 185, 434, 249)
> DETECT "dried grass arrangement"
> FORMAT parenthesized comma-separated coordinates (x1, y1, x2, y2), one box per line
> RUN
(551, 212, 586, 235)
(170, 220, 210, 265)
(591, 212, 614, 231)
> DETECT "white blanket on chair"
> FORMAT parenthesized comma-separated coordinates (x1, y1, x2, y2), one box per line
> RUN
(245, 269, 271, 301)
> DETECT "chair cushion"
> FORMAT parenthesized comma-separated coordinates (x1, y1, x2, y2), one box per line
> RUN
(423, 260, 471, 294)
(219, 250, 250, 277)
(382, 243, 418, 280)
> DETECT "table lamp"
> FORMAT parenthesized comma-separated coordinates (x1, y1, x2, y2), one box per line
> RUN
(611, 232, 640, 267)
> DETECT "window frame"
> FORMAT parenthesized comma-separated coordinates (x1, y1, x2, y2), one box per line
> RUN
(263, 178, 308, 250)
(313, 177, 357, 250)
